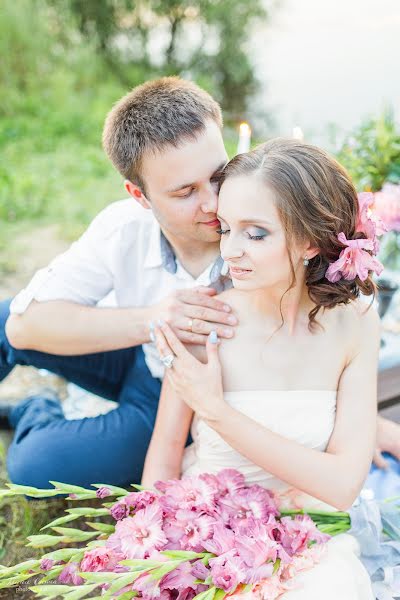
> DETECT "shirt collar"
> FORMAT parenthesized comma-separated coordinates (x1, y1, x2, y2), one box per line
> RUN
(144, 219, 230, 286)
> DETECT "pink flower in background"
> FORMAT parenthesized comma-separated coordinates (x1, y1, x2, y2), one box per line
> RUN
(209, 550, 247, 592)
(134, 571, 163, 599)
(80, 546, 123, 572)
(373, 183, 400, 233)
(58, 561, 84, 585)
(326, 232, 383, 282)
(40, 558, 54, 571)
(108, 503, 167, 559)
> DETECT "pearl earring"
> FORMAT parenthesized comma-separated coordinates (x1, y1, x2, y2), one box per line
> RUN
(303, 257, 309, 266)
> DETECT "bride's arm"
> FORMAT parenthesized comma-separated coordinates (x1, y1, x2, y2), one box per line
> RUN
(141, 375, 193, 488)
(208, 309, 381, 510)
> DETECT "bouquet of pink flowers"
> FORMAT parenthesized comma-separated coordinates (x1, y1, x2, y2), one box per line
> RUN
(0, 470, 335, 599)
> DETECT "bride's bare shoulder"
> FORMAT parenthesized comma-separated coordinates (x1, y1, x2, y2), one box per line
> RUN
(216, 287, 246, 314)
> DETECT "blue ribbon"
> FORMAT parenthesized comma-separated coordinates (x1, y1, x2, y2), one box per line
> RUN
(349, 493, 400, 599)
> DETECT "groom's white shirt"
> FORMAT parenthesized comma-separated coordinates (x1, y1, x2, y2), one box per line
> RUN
(10, 199, 229, 378)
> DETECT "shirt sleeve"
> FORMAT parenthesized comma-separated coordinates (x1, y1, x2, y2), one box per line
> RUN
(10, 206, 121, 315)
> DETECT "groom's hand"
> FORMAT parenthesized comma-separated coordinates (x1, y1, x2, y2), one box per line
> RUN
(153, 286, 237, 345)
(373, 415, 400, 468)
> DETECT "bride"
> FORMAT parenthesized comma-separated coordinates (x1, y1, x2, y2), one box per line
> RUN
(142, 138, 381, 598)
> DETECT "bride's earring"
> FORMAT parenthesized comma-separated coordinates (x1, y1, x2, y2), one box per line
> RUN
(303, 257, 309, 266)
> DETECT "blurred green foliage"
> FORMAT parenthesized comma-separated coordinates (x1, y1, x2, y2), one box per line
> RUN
(337, 109, 400, 192)
(0, 0, 267, 234)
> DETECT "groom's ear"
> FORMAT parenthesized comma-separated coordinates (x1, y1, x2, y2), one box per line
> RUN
(125, 180, 151, 210)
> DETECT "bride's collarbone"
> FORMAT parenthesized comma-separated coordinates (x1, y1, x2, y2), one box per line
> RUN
(219, 326, 344, 391)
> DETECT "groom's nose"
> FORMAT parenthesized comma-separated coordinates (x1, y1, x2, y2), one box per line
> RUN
(199, 185, 218, 214)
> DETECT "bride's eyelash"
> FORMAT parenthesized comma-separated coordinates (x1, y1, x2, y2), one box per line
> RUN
(216, 229, 266, 241)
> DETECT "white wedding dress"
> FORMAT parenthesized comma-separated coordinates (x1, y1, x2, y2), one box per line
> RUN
(182, 390, 374, 599)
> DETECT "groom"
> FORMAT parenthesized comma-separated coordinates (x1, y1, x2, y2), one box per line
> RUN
(0, 77, 398, 489)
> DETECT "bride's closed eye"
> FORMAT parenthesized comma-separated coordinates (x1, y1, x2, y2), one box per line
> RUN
(216, 227, 268, 241)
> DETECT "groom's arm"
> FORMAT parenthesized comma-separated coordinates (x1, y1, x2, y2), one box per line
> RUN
(6, 300, 154, 355)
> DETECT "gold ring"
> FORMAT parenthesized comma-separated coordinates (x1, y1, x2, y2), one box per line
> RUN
(188, 319, 194, 332)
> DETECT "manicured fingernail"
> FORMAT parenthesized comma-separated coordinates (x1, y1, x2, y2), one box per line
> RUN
(227, 315, 237, 325)
(158, 319, 165, 327)
(209, 331, 218, 344)
(224, 329, 233, 337)
(223, 305, 231, 312)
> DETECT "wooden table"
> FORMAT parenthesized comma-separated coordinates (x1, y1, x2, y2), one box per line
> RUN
(378, 331, 400, 408)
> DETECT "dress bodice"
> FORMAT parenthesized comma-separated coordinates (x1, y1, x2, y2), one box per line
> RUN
(182, 390, 337, 508)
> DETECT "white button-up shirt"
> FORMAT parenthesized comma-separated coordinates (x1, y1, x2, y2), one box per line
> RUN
(10, 199, 230, 378)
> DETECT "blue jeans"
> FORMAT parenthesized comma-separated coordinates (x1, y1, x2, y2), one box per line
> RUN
(0, 299, 161, 490)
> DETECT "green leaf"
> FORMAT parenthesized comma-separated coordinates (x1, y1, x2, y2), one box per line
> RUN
(92, 483, 129, 496)
(214, 588, 226, 600)
(38, 565, 66, 583)
(26, 534, 64, 548)
(86, 521, 115, 534)
(79, 571, 122, 583)
(193, 586, 217, 600)
(48, 481, 95, 494)
(42, 548, 84, 562)
(41, 513, 81, 530)
(29, 584, 76, 598)
(5, 483, 60, 498)
(107, 571, 144, 595)
(161, 550, 205, 560)
(272, 559, 281, 575)
(66, 507, 110, 517)
(0, 572, 35, 589)
(63, 583, 101, 599)
(150, 560, 184, 580)
(0, 558, 40, 576)
(51, 527, 99, 541)
(130, 484, 146, 491)
(119, 559, 161, 570)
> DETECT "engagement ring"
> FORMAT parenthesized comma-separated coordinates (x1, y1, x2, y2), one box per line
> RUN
(160, 354, 175, 369)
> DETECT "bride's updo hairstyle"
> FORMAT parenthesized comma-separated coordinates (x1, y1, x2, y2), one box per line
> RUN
(220, 137, 376, 329)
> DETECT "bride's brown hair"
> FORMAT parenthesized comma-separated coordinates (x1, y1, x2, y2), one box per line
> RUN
(220, 138, 376, 329)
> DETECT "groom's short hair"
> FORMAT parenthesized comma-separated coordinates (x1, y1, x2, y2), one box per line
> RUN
(102, 76, 223, 190)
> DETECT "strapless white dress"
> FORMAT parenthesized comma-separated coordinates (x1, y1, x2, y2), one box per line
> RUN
(182, 391, 374, 599)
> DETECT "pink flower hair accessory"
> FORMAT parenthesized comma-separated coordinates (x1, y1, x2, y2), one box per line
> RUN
(325, 232, 383, 283)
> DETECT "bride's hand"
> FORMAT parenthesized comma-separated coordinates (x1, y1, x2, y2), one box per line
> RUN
(153, 320, 225, 422)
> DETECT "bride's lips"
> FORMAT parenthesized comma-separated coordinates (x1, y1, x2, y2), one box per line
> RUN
(229, 266, 253, 279)
(201, 219, 220, 227)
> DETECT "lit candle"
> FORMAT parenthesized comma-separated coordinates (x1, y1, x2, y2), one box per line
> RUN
(237, 122, 251, 154)
(292, 126, 304, 141)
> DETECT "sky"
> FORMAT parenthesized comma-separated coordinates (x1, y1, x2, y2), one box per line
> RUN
(252, 0, 400, 145)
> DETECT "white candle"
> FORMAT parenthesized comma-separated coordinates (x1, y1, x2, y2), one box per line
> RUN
(292, 126, 304, 141)
(237, 122, 251, 154)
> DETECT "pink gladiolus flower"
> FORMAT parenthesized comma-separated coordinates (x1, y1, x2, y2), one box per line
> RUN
(202, 522, 236, 554)
(215, 469, 246, 497)
(80, 546, 123, 572)
(356, 192, 387, 251)
(235, 519, 280, 568)
(164, 509, 214, 551)
(134, 571, 162, 599)
(124, 490, 159, 511)
(191, 559, 210, 581)
(161, 561, 198, 592)
(220, 485, 278, 527)
(157, 477, 217, 515)
(326, 232, 383, 282)
(107, 503, 167, 559)
(110, 501, 130, 521)
(40, 558, 54, 571)
(96, 486, 112, 499)
(280, 515, 329, 556)
(209, 550, 246, 593)
(58, 562, 84, 585)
